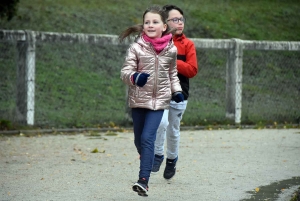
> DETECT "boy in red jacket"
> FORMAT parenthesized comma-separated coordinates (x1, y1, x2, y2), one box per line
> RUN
(152, 4, 198, 179)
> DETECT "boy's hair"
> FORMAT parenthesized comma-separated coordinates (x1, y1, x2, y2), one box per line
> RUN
(163, 5, 184, 16)
(119, 5, 175, 42)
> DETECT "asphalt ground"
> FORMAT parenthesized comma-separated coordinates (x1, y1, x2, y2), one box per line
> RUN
(0, 129, 300, 201)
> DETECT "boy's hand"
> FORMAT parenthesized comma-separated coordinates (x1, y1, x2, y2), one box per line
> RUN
(172, 92, 184, 103)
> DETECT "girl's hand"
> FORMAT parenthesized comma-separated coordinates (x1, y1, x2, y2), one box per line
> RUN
(132, 73, 150, 87)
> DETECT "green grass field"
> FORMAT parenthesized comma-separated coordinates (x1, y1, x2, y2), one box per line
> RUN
(1, 0, 299, 40)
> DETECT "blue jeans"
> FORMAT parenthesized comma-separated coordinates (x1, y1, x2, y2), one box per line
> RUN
(132, 108, 164, 181)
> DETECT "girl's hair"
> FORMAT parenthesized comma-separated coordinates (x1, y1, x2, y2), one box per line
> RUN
(119, 5, 176, 42)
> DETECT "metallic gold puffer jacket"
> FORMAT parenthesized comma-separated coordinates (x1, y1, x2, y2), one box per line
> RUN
(120, 35, 182, 110)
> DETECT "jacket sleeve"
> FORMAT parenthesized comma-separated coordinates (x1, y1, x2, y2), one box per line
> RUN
(169, 50, 183, 93)
(120, 45, 137, 86)
(177, 41, 198, 78)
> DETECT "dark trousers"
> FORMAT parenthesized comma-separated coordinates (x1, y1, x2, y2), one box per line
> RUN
(132, 108, 164, 181)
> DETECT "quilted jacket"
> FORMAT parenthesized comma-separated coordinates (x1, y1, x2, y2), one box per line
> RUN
(120, 35, 182, 110)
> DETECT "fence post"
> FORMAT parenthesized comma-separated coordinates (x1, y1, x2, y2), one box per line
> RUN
(16, 30, 36, 125)
(226, 38, 243, 124)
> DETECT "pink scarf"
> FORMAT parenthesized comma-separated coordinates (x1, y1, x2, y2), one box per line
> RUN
(143, 33, 172, 54)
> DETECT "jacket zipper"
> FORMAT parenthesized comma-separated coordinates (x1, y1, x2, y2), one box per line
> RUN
(153, 54, 159, 109)
(150, 42, 170, 110)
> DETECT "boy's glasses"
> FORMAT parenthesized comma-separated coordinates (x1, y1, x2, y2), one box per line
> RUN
(167, 17, 185, 24)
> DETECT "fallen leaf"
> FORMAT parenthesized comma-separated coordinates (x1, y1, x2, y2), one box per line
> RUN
(91, 148, 99, 153)
(106, 132, 118, 136)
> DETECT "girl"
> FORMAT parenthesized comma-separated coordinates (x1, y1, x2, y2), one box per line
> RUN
(119, 5, 184, 197)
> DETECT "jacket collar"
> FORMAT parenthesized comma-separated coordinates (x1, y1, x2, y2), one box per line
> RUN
(173, 34, 186, 42)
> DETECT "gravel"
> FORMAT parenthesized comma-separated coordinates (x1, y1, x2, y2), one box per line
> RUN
(0, 129, 300, 201)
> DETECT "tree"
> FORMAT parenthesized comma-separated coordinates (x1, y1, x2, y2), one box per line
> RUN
(0, 0, 20, 21)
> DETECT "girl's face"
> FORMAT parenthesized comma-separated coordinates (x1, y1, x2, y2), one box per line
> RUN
(166, 9, 185, 35)
(143, 12, 167, 39)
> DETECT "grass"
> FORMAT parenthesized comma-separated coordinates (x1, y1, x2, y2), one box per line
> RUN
(290, 187, 300, 201)
(0, 0, 299, 129)
(1, 0, 299, 40)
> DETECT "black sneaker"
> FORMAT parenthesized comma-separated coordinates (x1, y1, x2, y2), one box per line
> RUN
(163, 157, 178, 180)
(151, 154, 164, 172)
(132, 178, 148, 197)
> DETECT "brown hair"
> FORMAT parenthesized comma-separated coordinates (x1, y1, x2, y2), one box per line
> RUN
(163, 5, 184, 16)
(119, 5, 176, 43)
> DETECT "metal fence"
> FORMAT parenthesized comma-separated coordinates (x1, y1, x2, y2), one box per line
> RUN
(0, 30, 299, 128)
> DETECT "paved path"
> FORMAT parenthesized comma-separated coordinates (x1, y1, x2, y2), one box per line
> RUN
(1, 129, 300, 201)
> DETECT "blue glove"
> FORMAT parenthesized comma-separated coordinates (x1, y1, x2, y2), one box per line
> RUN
(172, 92, 184, 103)
(133, 73, 150, 87)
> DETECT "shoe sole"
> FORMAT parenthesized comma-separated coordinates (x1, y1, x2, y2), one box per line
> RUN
(151, 166, 161, 173)
(151, 168, 159, 174)
(132, 183, 148, 197)
(164, 174, 175, 180)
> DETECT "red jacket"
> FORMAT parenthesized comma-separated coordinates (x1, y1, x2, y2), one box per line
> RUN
(173, 34, 198, 100)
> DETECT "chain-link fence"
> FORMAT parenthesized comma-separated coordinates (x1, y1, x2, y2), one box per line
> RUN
(0, 30, 299, 128)
(187, 48, 300, 126)
(242, 50, 299, 123)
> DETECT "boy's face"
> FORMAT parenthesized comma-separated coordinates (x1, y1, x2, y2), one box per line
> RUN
(143, 12, 167, 39)
(167, 9, 185, 35)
